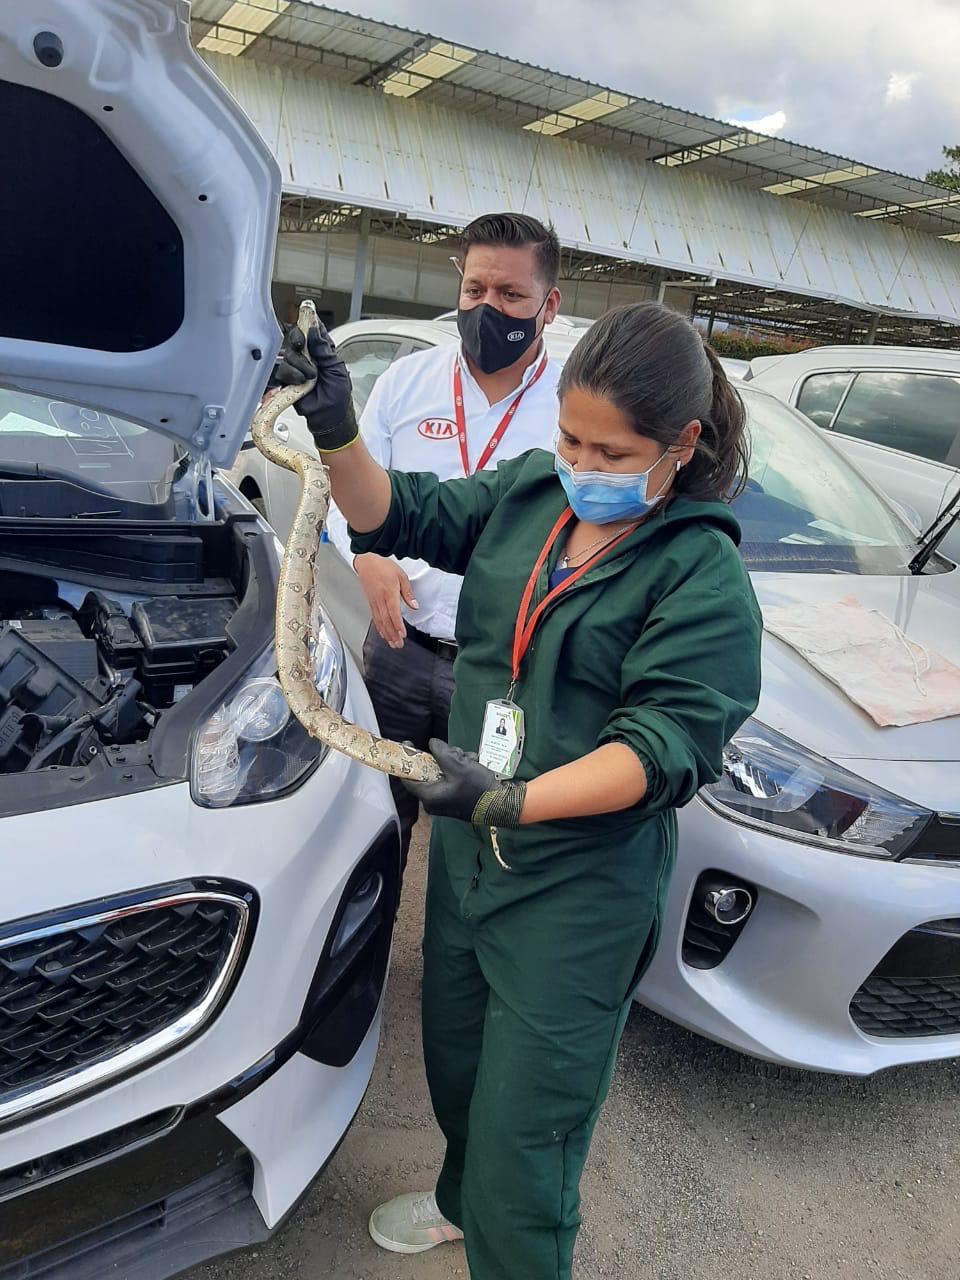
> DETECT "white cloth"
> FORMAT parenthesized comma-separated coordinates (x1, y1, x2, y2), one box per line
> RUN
(762, 595, 960, 727)
(327, 341, 561, 641)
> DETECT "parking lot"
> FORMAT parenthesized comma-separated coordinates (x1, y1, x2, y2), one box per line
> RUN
(195, 820, 960, 1280)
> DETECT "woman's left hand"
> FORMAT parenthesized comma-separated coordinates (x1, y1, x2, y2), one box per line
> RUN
(404, 738, 527, 828)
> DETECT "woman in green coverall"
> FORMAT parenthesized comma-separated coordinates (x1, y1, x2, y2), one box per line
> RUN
(274, 301, 762, 1280)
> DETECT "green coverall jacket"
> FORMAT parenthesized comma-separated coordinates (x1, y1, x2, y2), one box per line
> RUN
(352, 447, 762, 914)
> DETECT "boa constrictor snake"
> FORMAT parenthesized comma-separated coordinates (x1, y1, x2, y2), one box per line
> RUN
(251, 300, 442, 784)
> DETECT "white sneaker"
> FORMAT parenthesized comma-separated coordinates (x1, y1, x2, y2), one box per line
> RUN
(368, 1190, 464, 1254)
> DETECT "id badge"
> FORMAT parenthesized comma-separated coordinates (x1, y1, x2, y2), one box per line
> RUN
(478, 699, 525, 780)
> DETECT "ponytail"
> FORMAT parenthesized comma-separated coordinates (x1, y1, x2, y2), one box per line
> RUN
(683, 344, 749, 502)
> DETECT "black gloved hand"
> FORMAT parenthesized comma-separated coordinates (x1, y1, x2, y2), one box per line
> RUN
(403, 738, 527, 828)
(271, 321, 359, 453)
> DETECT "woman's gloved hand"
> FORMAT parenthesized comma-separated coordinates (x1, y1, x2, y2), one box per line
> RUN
(270, 320, 359, 453)
(403, 738, 527, 828)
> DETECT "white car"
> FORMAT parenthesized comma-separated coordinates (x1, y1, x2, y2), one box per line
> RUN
(744, 345, 960, 563)
(0, 5, 397, 1276)
(238, 316, 960, 1076)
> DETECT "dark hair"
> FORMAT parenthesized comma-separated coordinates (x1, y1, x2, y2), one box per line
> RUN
(458, 213, 561, 290)
(558, 302, 749, 502)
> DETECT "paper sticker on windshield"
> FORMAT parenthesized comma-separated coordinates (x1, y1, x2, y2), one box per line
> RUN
(808, 519, 887, 547)
(49, 403, 132, 457)
(0, 411, 64, 436)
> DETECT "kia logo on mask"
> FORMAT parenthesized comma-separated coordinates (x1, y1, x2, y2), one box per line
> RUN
(507, 330, 526, 342)
(418, 418, 457, 440)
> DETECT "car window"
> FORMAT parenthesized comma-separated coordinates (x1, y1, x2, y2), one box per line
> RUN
(831, 371, 960, 465)
(796, 371, 853, 428)
(732, 391, 920, 575)
(338, 339, 404, 414)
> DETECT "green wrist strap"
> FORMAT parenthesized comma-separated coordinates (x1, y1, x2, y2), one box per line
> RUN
(472, 780, 527, 829)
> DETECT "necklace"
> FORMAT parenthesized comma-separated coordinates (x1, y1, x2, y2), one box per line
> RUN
(559, 522, 635, 569)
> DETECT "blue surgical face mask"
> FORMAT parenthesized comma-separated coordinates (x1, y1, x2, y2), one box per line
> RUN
(554, 447, 676, 524)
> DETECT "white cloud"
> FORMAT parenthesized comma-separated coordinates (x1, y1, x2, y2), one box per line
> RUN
(886, 71, 918, 104)
(728, 109, 788, 135)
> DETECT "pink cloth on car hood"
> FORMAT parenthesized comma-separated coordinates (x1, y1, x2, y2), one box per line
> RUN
(762, 595, 960, 728)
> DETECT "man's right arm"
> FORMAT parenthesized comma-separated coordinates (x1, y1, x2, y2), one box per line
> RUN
(324, 365, 421, 649)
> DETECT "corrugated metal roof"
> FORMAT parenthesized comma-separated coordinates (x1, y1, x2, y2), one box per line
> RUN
(204, 51, 960, 326)
(190, 2, 960, 236)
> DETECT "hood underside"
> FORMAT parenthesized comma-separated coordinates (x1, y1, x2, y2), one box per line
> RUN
(0, 0, 281, 468)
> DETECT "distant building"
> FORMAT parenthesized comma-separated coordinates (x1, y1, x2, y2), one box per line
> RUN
(191, 2, 960, 347)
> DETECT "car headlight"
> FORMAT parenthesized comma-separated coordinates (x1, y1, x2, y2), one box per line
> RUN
(701, 719, 932, 859)
(190, 611, 346, 809)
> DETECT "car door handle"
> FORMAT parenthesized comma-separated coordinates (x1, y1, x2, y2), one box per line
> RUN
(273, 422, 290, 442)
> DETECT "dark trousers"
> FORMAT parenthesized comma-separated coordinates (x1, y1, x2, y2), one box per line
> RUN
(362, 624, 456, 867)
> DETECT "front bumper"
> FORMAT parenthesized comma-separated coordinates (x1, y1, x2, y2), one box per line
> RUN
(0, 671, 398, 1272)
(637, 795, 960, 1075)
(0, 1023, 379, 1280)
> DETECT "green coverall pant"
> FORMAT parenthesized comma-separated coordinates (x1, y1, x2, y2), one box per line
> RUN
(422, 823, 661, 1280)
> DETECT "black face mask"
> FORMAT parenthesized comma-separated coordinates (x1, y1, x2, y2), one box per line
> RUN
(457, 296, 548, 375)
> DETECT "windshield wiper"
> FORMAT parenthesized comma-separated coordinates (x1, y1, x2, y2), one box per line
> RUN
(0, 460, 121, 498)
(909, 486, 960, 574)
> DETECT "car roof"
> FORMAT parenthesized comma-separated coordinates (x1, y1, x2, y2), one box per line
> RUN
(330, 317, 460, 346)
(749, 344, 960, 378)
(330, 314, 585, 363)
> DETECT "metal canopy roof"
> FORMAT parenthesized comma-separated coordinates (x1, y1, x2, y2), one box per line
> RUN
(199, 47, 960, 328)
(190, 0, 960, 239)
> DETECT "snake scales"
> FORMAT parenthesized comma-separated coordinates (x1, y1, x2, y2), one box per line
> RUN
(251, 299, 442, 784)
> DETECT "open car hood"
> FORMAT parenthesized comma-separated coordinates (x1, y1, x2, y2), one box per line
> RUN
(0, 0, 281, 469)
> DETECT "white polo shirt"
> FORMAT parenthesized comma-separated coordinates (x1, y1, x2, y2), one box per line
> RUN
(326, 341, 561, 642)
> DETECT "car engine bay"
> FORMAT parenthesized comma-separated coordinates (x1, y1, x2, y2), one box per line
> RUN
(0, 593, 236, 774)
(0, 514, 277, 807)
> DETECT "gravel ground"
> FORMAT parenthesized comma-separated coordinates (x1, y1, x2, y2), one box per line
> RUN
(193, 820, 960, 1280)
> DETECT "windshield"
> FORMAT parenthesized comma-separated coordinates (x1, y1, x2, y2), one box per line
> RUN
(0, 387, 182, 516)
(733, 389, 921, 575)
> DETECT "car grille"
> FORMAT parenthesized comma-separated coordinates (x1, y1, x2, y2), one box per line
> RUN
(0, 885, 252, 1127)
(850, 918, 960, 1038)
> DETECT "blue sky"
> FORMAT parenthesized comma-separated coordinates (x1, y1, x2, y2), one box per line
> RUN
(354, 0, 960, 180)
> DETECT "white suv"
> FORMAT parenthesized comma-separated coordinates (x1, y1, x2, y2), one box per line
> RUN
(0, 6, 396, 1276)
(745, 346, 960, 562)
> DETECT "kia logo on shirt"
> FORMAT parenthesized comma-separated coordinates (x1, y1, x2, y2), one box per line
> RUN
(507, 330, 525, 342)
(418, 418, 457, 440)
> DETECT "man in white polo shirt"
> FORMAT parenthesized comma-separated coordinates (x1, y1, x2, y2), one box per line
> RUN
(327, 212, 563, 866)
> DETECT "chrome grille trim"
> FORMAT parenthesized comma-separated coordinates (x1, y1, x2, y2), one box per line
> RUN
(0, 890, 250, 1129)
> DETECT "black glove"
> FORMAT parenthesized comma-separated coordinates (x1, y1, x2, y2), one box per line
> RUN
(271, 321, 359, 453)
(403, 738, 527, 828)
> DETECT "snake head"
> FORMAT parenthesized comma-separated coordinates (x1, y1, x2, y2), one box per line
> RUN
(296, 298, 319, 343)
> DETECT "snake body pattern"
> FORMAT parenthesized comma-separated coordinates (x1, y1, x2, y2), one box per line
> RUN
(251, 300, 442, 784)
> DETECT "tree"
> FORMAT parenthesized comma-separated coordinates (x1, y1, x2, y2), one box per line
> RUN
(925, 144, 960, 191)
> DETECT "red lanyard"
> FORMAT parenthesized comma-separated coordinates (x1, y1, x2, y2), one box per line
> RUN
(453, 351, 549, 477)
(510, 509, 639, 686)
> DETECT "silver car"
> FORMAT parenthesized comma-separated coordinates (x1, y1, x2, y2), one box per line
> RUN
(745, 345, 960, 563)
(233, 317, 960, 1074)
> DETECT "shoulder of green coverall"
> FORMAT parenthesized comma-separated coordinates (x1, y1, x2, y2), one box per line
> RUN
(348, 449, 536, 573)
(350, 448, 762, 825)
